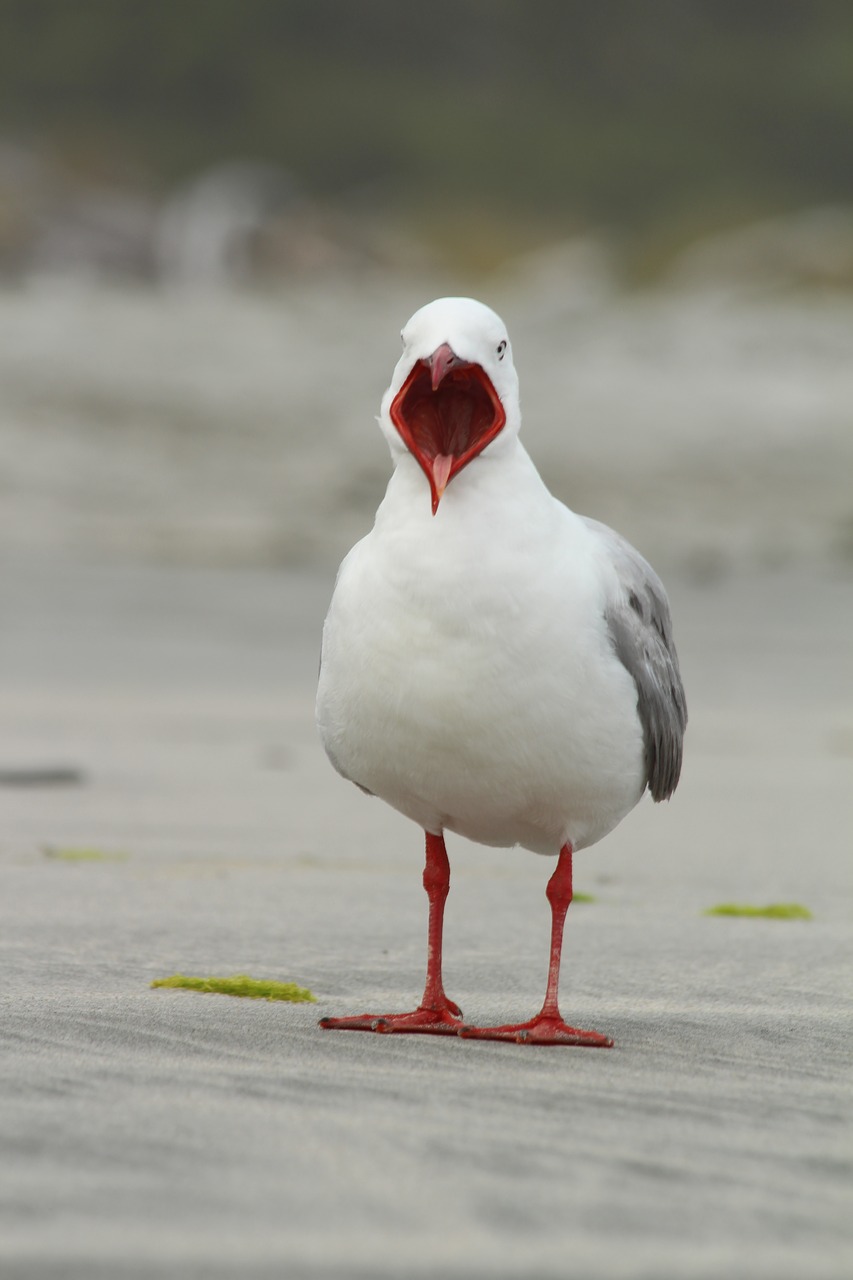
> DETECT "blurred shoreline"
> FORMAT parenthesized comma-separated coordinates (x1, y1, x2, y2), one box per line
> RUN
(2, 239, 852, 580)
(3, 139, 852, 580)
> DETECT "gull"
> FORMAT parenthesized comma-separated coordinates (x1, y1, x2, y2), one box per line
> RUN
(316, 297, 686, 1045)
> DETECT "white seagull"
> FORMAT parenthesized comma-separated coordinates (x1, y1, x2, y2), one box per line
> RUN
(316, 297, 686, 1046)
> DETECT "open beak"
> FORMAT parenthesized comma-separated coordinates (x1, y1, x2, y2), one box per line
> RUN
(389, 344, 506, 515)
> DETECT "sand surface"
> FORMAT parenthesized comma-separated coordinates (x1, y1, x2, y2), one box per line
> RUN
(1, 556, 850, 1278)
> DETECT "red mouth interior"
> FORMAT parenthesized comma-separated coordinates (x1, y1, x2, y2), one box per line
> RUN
(390, 360, 506, 505)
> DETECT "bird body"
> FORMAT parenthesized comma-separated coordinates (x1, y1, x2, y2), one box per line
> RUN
(317, 443, 647, 855)
(316, 297, 686, 1045)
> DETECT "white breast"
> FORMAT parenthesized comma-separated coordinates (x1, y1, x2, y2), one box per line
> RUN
(316, 444, 646, 855)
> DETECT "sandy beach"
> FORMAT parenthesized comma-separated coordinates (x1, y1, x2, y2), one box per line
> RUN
(1, 553, 850, 1278)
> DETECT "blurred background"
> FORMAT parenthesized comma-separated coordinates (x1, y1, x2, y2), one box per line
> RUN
(1, 0, 853, 574)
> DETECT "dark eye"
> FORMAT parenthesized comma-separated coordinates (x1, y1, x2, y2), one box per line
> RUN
(400, 331, 405, 346)
(497, 340, 507, 359)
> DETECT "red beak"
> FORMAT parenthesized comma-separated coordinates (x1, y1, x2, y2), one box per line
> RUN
(428, 343, 462, 391)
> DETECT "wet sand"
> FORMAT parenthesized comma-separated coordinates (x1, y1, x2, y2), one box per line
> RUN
(1, 556, 850, 1278)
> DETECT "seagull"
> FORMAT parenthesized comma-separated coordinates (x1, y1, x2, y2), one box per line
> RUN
(316, 297, 686, 1045)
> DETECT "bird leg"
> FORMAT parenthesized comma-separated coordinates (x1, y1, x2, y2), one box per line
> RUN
(459, 843, 613, 1046)
(319, 831, 463, 1035)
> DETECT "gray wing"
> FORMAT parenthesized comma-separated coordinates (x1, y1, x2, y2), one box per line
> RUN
(583, 517, 687, 802)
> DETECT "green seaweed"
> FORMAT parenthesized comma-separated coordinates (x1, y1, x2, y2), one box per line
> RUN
(704, 902, 813, 921)
(43, 846, 128, 862)
(151, 973, 316, 1002)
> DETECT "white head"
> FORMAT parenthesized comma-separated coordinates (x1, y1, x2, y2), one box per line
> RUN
(379, 297, 521, 513)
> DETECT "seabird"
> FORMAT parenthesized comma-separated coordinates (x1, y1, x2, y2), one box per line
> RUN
(316, 297, 686, 1045)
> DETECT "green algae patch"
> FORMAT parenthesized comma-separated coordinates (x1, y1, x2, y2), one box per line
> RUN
(43, 846, 128, 862)
(704, 902, 813, 921)
(151, 973, 316, 1003)
(573, 892, 597, 904)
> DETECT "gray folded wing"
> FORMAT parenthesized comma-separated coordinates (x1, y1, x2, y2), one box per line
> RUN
(584, 518, 688, 801)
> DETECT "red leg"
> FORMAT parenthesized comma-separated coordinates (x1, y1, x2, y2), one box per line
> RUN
(459, 843, 613, 1046)
(319, 831, 463, 1035)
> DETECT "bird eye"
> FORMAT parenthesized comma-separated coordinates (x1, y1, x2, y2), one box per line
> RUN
(497, 340, 507, 359)
(400, 331, 405, 346)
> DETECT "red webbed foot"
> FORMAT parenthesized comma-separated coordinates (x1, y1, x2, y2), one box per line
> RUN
(459, 1013, 612, 1047)
(319, 1000, 463, 1036)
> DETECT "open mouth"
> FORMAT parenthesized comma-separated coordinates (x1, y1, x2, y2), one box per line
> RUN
(390, 349, 506, 514)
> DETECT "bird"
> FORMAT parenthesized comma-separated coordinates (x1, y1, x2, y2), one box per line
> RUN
(315, 296, 686, 1046)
